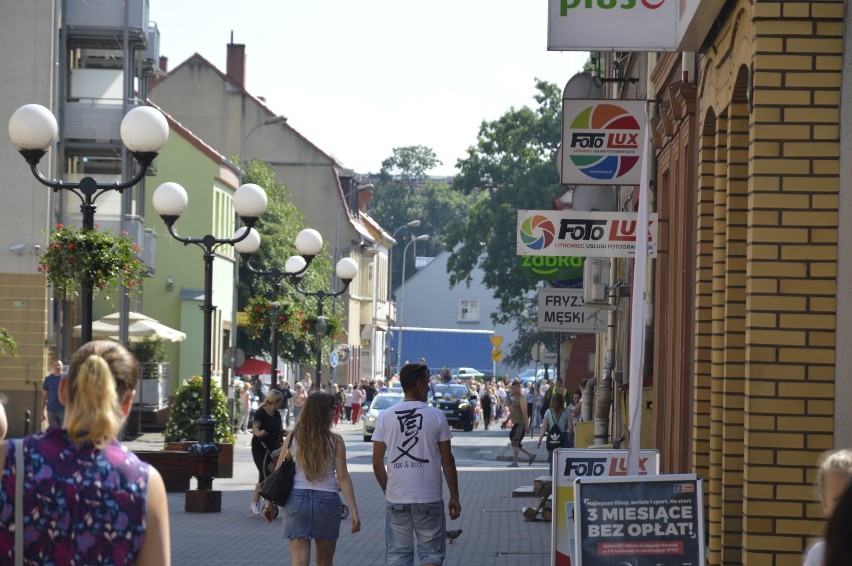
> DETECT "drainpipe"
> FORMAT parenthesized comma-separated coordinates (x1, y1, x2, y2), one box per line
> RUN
(594, 250, 617, 444)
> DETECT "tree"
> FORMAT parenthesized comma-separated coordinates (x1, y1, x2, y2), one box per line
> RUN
(0, 328, 16, 357)
(445, 79, 563, 366)
(369, 146, 472, 295)
(235, 159, 339, 364)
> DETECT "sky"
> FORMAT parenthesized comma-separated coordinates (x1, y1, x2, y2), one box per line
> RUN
(148, 1, 588, 177)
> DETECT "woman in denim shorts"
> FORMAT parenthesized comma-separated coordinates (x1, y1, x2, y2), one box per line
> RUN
(265, 392, 361, 565)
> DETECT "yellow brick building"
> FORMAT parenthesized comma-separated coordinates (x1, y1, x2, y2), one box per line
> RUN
(694, 1, 845, 564)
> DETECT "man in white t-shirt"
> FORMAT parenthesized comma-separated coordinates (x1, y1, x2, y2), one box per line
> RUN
(372, 363, 461, 566)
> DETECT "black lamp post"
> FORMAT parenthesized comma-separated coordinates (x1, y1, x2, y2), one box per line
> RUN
(152, 180, 267, 512)
(8, 104, 169, 344)
(291, 257, 359, 390)
(235, 228, 324, 388)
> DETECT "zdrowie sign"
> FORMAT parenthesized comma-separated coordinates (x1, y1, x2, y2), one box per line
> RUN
(547, 0, 677, 51)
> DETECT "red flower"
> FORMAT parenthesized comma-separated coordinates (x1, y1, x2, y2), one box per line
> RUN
(56, 224, 64, 229)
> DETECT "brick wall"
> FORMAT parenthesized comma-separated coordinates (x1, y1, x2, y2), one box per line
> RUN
(696, 1, 843, 563)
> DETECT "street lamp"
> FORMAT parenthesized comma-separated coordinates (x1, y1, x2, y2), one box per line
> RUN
(388, 219, 421, 298)
(152, 180, 267, 511)
(235, 228, 324, 388)
(291, 257, 359, 390)
(396, 234, 429, 372)
(8, 104, 169, 343)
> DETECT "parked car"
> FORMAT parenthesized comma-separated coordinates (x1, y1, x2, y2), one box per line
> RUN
(450, 367, 485, 380)
(363, 392, 403, 442)
(430, 383, 477, 431)
(518, 367, 550, 386)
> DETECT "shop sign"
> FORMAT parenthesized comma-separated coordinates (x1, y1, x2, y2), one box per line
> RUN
(517, 210, 657, 258)
(561, 100, 646, 185)
(548, 0, 677, 51)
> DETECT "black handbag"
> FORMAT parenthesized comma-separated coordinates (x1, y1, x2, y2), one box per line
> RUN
(259, 434, 295, 506)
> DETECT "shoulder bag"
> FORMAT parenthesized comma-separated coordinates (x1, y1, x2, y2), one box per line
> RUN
(259, 431, 295, 506)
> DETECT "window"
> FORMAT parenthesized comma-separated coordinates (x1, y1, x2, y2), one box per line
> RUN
(459, 299, 479, 322)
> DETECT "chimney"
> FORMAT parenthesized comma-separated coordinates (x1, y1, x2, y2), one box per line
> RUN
(159, 56, 168, 73)
(226, 42, 246, 87)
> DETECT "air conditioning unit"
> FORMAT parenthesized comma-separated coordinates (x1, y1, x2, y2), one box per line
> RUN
(583, 258, 610, 304)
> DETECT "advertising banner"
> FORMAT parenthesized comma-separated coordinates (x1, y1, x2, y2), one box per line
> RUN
(548, 0, 677, 51)
(552, 449, 659, 566)
(517, 210, 658, 258)
(561, 100, 647, 185)
(538, 288, 607, 334)
(573, 474, 705, 566)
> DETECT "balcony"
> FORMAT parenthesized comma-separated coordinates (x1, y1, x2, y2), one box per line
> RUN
(64, 0, 149, 48)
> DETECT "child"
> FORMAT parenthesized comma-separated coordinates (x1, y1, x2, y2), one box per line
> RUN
(803, 449, 852, 566)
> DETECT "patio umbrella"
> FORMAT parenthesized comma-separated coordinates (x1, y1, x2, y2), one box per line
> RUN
(235, 357, 272, 375)
(73, 312, 187, 343)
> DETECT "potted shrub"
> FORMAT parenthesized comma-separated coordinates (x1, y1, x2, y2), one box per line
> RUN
(164, 375, 235, 477)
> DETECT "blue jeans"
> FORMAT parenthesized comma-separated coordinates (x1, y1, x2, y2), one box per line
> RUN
(385, 501, 446, 565)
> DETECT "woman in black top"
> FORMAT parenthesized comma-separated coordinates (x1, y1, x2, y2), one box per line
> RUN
(250, 388, 284, 515)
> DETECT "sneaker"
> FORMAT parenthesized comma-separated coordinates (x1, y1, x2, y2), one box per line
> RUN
(507, 462, 519, 468)
(528, 454, 537, 466)
(250, 502, 260, 516)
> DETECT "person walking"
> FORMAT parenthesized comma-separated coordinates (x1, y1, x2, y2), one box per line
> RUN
(293, 382, 308, 423)
(502, 381, 535, 467)
(0, 340, 170, 565)
(331, 384, 344, 427)
(481, 385, 494, 430)
(237, 381, 252, 434)
(344, 385, 353, 422)
(536, 392, 573, 467)
(371, 363, 461, 566)
(803, 449, 852, 566)
(250, 389, 285, 516)
(350, 385, 364, 424)
(42, 359, 66, 428)
(279, 379, 293, 427)
(265, 392, 361, 566)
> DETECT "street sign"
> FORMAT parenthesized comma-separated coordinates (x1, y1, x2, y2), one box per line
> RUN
(491, 350, 504, 362)
(329, 351, 339, 368)
(236, 311, 250, 326)
(489, 335, 504, 349)
(537, 288, 607, 333)
(222, 347, 245, 369)
(531, 341, 549, 362)
(542, 352, 558, 364)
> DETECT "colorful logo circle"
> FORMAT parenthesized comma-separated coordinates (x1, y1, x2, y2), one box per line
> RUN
(520, 215, 555, 250)
(569, 103, 641, 181)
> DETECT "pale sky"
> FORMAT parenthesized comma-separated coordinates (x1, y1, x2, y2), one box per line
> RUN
(149, 1, 588, 177)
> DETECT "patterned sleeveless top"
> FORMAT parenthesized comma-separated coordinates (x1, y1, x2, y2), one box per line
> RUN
(0, 427, 150, 565)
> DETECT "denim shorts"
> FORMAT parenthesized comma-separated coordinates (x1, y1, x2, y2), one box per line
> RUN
(385, 501, 446, 565)
(282, 489, 341, 541)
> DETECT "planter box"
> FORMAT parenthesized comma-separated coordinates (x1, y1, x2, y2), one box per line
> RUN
(164, 441, 233, 478)
(135, 450, 191, 493)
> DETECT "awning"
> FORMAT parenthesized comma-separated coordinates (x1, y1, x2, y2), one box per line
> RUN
(235, 357, 271, 375)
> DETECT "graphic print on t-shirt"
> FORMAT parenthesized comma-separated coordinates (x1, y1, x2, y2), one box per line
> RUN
(390, 407, 430, 465)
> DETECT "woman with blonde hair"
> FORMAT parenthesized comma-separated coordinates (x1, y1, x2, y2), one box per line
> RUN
(265, 392, 360, 565)
(0, 340, 170, 564)
(250, 388, 284, 515)
(803, 448, 852, 566)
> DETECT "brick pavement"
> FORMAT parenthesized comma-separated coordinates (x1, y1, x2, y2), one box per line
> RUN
(126, 422, 554, 565)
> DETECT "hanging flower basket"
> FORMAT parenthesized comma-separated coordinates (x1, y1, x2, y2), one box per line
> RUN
(38, 224, 144, 297)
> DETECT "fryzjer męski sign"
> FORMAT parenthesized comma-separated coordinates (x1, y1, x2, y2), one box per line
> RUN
(538, 288, 607, 333)
(517, 210, 658, 258)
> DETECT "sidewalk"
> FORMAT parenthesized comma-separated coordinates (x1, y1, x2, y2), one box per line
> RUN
(125, 422, 554, 564)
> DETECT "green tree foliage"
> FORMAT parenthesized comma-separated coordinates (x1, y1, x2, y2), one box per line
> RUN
(0, 328, 17, 357)
(369, 146, 472, 295)
(163, 375, 234, 443)
(445, 79, 563, 366)
(235, 159, 339, 364)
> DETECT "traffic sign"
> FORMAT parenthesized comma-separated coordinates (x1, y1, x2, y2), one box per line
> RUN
(329, 351, 339, 368)
(491, 349, 504, 362)
(531, 342, 549, 362)
(489, 335, 504, 350)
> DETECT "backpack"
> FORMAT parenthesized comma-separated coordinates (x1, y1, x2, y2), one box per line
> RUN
(546, 409, 568, 451)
